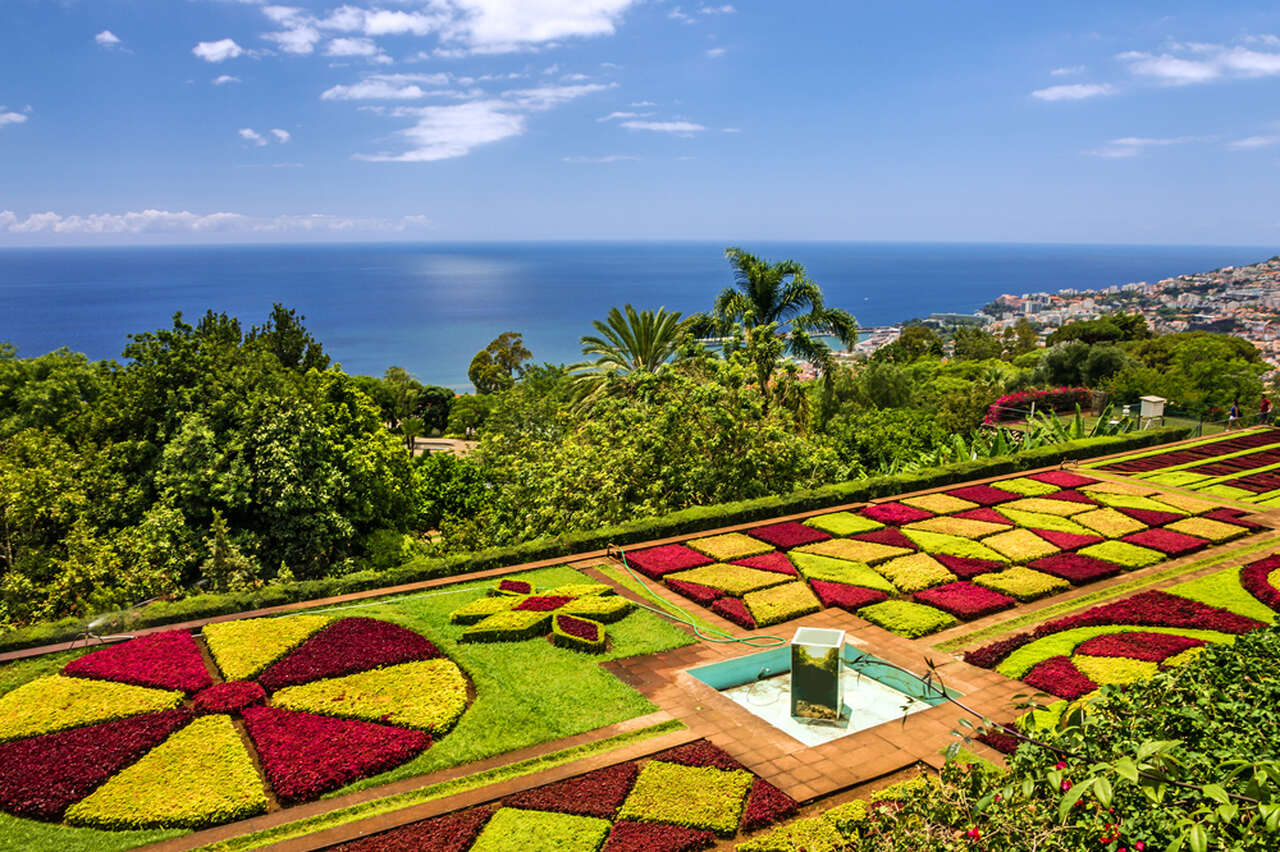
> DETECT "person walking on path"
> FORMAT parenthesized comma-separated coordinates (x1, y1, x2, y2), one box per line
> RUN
(1228, 399, 1241, 430)
(1262, 396, 1273, 426)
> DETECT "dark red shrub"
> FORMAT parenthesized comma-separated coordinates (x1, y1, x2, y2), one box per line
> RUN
(258, 617, 441, 691)
(1038, 489, 1099, 506)
(514, 595, 574, 612)
(623, 544, 712, 579)
(1031, 529, 1103, 551)
(1028, 553, 1123, 585)
(1118, 508, 1185, 527)
(650, 740, 745, 771)
(1023, 656, 1098, 700)
(809, 580, 888, 612)
(497, 579, 534, 594)
(193, 680, 266, 716)
(746, 521, 830, 549)
(954, 507, 1013, 525)
(1074, 631, 1206, 662)
(862, 502, 933, 525)
(853, 528, 918, 550)
(913, 582, 1016, 620)
(976, 728, 1022, 755)
(732, 552, 799, 576)
(1203, 508, 1265, 531)
(934, 553, 1005, 579)
(504, 762, 639, 818)
(739, 778, 799, 831)
(242, 706, 430, 804)
(1028, 471, 1098, 489)
(1030, 590, 1264, 638)
(330, 807, 494, 852)
(946, 485, 1018, 506)
(964, 632, 1033, 669)
(1122, 528, 1208, 557)
(556, 615, 600, 642)
(1240, 554, 1280, 609)
(0, 709, 191, 821)
(603, 821, 716, 852)
(711, 597, 756, 629)
(62, 630, 212, 694)
(665, 579, 724, 605)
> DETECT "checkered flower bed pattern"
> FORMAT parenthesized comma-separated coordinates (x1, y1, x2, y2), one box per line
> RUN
(1090, 427, 1280, 507)
(0, 616, 470, 830)
(331, 739, 797, 852)
(623, 470, 1261, 639)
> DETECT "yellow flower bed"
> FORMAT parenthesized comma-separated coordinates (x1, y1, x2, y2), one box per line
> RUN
(686, 533, 775, 561)
(272, 659, 469, 733)
(0, 675, 182, 742)
(203, 614, 333, 681)
(796, 538, 912, 566)
(875, 553, 956, 593)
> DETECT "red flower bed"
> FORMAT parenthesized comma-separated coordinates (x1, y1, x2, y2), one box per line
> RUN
(913, 582, 1016, 620)
(331, 807, 495, 852)
(934, 553, 1005, 579)
(954, 507, 1012, 525)
(1023, 655, 1098, 700)
(242, 706, 430, 803)
(603, 821, 716, 852)
(650, 740, 746, 771)
(862, 502, 933, 525)
(1121, 528, 1208, 557)
(665, 579, 724, 605)
(1240, 554, 1280, 609)
(963, 633, 1033, 669)
(1074, 631, 1206, 662)
(497, 579, 534, 595)
(732, 552, 799, 576)
(192, 680, 266, 716)
(513, 595, 574, 612)
(809, 580, 888, 612)
(258, 618, 441, 692)
(1039, 489, 1099, 506)
(1028, 553, 1123, 585)
(984, 387, 1090, 425)
(556, 615, 601, 642)
(504, 762, 639, 818)
(624, 544, 713, 579)
(976, 728, 1021, 756)
(1030, 590, 1265, 639)
(1117, 508, 1184, 527)
(746, 521, 829, 549)
(853, 528, 918, 550)
(1028, 471, 1098, 489)
(739, 778, 799, 831)
(1031, 529, 1103, 551)
(946, 485, 1018, 506)
(62, 629, 212, 694)
(712, 597, 757, 629)
(0, 709, 190, 821)
(1203, 508, 1265, 531)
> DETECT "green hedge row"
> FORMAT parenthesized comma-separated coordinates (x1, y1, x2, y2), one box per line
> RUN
(0, 427, 1189, 655)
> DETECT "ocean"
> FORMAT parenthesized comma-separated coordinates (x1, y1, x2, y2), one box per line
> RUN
(2, 241, 1275, 388)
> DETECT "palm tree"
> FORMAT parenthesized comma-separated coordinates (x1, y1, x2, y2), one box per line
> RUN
(569, 305, 689, 407)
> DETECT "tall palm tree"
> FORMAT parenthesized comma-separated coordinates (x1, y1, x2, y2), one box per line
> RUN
(569, 305, 689, 407)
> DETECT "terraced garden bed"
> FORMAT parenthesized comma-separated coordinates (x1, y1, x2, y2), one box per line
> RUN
(1089, 427, 1280, 506)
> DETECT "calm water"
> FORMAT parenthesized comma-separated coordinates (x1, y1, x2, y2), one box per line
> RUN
(2, 241, 1274, 388)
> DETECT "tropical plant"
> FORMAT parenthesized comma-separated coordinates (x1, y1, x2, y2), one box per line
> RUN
(568, 305, 688, 407)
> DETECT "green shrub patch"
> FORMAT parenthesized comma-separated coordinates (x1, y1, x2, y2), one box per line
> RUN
(561, 594, 634, 622)
(803, 511, 884, 536)
(271, 659, 469, 732)
(202, 614, 333, 681)
(973, 567, 1070, 602)
(789, 552, 897, 593)
(448, 594, 522, 625)
(875, 553, 956, 593)
(795, 538, 912, 565)
(667, 563, 793, 597)
(858, 600, 958, 638)
(687, 533, 775, 561)
(981, 528, 1061, 562)
(461, 609, 552, 643)
(742, 582, 821, 627)
(552, 614, 607, 653)
(900, 529, 1008, 563)
(469, 807, 613, 852)
(617, 760, 754, 836)
(1076, 539, 1164, 569)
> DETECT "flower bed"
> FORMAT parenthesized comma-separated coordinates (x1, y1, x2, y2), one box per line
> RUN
(1241, 554, 1280, 609)
(513, 595, 574, 612)
(666, 563, 792, 597)
(1076, 539, 1163, 569)
(984, 387, 1090, 425)
(853, 527, 919, 549)
(469, 808, 612, 852)
(649, 741, 745, 772)
(912, 581, 1016, 620)
(900, 493, 979, 514)
(739, 779, 800, 833)
(495, 578, 535, 595)
(1073, 507, 1148, 538)
(981, 529, 1060, 562)
(795, 538, 913, 565)
(203, 615, 333, 681)
(861, 502, 934, 526)
(687, 533, 775, 562)
(900, 529, 1007, 563)
(994, 508, 1091, 535)
(990, 476, 1060, 497)
(666, 579, 723, 606)
(461, 610, 552, 643)
(945, 484, 1020, 506)
(1001, 496, 1095, 516)
(0, 675, 183, 742)
(331, 807, 495, 852)
(1022, 655, 1097, 700)
(243, 706, 431, 804)
(1165, 516, 1250, 543)
(624, 544, 713, 579)
(742, 582, 821, 627)
(504, 762, 639, 819)
(449, 595, 522, 625)
(271, 659, 469, 732)
(1121, 528, 1208, 557)
(1029, 529, 1103, 551)
(62, 630, 212, 695)
(1117, 507, 1185, 527)
(745, 521, 830, 549)
(933, 553, 1005, 579)
(1072, 654, 1159, 687)
(1027, 553, 1124, 585)
(732, 552, 799, 576)
(1030, 589, 1263, 638)
(803, 511, 884, 536)
(192, 681, 266, 716)
(65, 714, 267, 829)
(809, 580, 888, 612)
(973, 567, 1069, 602)
(258, 617, 442, 691)
(711, 598, 757, 630)
(1073, 631, 1206, 662)
(962, 633, 1033, 669)
(790, 552, 896, 593)
(858, 600, 957, 638)
(874, 553, 956, 593)
(561, 595, 634, 623)
(1029, 469, 1099, 488)
(905, 515, 1010, 539)
(616, 760, 754, 836)
(603, 821, 716, 852)
(552, 615, 607, 653)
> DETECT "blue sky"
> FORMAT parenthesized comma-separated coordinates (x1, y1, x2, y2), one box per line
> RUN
(4, 1, 1280, 245)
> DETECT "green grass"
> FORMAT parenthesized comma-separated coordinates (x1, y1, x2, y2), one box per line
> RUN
(596, 564, 724, 634)
(0, 648, 87, 697)
(1167, 567, 1278, 624)
(0, 816, 181, 852)
(193, 720, 684, 852)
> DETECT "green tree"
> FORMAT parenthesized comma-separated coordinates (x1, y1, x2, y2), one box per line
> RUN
(574, 305, 688, 376)
(952, 326, 1003, 361)
(468, 332, 531, 394)
(874, 324, 943, 363)
(446, 395, 495, 436)
(246, 303, 330, 372)
(199, 510, 259, 592)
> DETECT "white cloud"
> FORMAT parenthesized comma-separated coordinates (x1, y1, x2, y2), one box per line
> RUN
(1050, 65, 1085, 76)
(0, 209, 432, 235)
(1118, 51, 1219, 84)
(239, 127, 268, 145)
(699, 4, 736, 13)
(1228, 135, 1280, 150)
(597, 111, 644, 121)
(448, 0, 637, 51)
(323, 80, 429, 100)
(668, 7, 693, 23)
(721, 126, 741, 132)
(1089, 136, 1199, 158)
(1117, 40, 1280, 86)
(502, 82, 612, 109)
(1030, 83, 1113, 101)
(631, 100, 656, 107)
(325, 37, 379, 56)
(620, 119, 705, 133)
(0, 111, 27, 128)
(94, 30, 122, 47)
(213, 74, 242, 85)
(562, 154, 638, 162)
(193, 39, 245, 62)
(270, 128, 291, 142)
(706, 47, 726, 58)
(265, 24, 322, 54)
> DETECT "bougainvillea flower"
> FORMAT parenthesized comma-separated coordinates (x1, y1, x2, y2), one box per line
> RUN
(63, 630, 212, 695)
(1074, 631, 1206, 662)
(623, 545, 713, 579)
(745, 521, 830, 549)
(258, 618, 441, 691)
(1022, 655, 1098, 700)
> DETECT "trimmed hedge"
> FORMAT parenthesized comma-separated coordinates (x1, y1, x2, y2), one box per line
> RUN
(271, 659, 468, 732)
(973, 567, 1070, 602)
(551, 614, 607, 653)
(617, 761, 754, 836)
(461, 610, 552, 643)
(742, 582, 821, 627)
(858, 600, 957, 638)
(0, 428, 1190, 654)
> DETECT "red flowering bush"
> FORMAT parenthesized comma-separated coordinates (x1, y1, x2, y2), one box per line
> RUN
(913, 582, 1016, 620)
(258, 618, 441, 691)
(242, 706, 430, 804)
(514, 595, 574, 612)
(665, 579, 724, 605)
(624, 544, 713, 579)
(1030, 590, 1264, 639)
(1022, 655, 1098, 700)
(650, 740, 746, 772)
(1240, 554, 1280, 609)
(1028, 470, 1098, 489)
(0, 709, 191, 820)
(1074, 631, 1206, 662)
(739, 778, 799, 831)
(862, 502, 934, 525)
(505, 762, 638, 818)
(711, 597, 757, 629)
(745, 521, 829, 549)
(192, 681, 266, 716)
(809, 580, 888, 611)
(1028, 553, 1123, 585)
(63, 630, 212, 695)
(963, 632, 1033, 669)
(330, 807, 495, 852)
(603, 821, 716, 852)
(984, 387, 1090, 425)
(732, 552, 798, 576)
(1122, 528, 1208, 557)
(946, 485, 1019, 506)
(934, 553, 1006, 579)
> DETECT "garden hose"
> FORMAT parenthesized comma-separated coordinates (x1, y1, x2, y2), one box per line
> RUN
(610, 545, 787, 648)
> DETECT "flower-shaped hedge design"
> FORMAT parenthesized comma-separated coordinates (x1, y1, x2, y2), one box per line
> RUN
(449, 582, 634, 652)
(0, 615, 469, 830)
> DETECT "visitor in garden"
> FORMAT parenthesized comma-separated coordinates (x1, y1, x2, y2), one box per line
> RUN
(1261, 396, 1272, 425)
(1228, 399, 1240, 430)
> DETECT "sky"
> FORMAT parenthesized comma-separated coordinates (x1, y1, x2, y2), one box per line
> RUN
(4, 1, 1280, 246)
